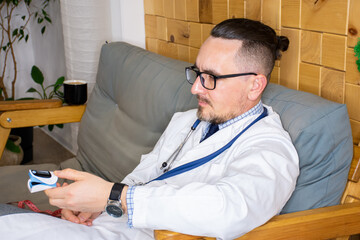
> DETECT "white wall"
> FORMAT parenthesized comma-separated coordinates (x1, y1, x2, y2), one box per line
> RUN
(46, 0, 146, 154)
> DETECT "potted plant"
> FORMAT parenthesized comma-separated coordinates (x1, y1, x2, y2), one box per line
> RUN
(0, 0, 54, 101)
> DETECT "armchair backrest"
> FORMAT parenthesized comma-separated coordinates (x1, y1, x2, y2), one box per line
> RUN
(76, 42, 353, 213)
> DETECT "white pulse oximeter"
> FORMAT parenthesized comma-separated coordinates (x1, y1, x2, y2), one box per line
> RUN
(27, 170, 58, 193)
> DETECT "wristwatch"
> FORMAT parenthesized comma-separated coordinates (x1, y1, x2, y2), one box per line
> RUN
(105, 183, 125, 218)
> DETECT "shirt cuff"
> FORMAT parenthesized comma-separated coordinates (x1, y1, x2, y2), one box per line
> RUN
(126, 185, 136, 228)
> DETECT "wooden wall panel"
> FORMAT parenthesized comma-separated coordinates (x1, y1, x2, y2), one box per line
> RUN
(322, 34, 346, 71)
(281, 0, 300, 28)
(299, 62, 320, 96)
(186, 0, 199, 22)
(229, 0, 245, 19)
(301, 30, 321, 65)
(174, 0, 186, 20)
(164, 0, 175, 19)
(280, 28, 300, 90)
(262, 0, 280, 30)
(301, 0, 348, 35)
(143, 0, 360, 144)
(348, 0, 360, 48)
(245, 0, 261, 21)
(321, 68, 345, 104)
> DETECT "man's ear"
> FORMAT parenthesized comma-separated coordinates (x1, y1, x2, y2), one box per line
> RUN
(248, 74, 267, 101)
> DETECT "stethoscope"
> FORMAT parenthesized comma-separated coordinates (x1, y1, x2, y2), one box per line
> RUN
(160, 119, 201, 172)
(158, 107, 268, 174)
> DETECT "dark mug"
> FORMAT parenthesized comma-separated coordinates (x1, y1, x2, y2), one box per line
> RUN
(63, 80, 87, 105)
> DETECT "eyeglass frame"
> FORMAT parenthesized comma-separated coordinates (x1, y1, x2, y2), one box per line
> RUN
(185, 65, 258, 90)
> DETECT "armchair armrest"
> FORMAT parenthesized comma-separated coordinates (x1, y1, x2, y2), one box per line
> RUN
(154, 202, 360, 240)
(0, 99, 62, 111)
(0, 101, 86, 159)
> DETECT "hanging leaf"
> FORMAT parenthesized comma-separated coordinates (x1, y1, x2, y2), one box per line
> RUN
(41, 26, 46, 34)
(21, 15, 26, 21)
(31, 65, 44, 85)
(48, 124, 54, 131)
(25, 34, 29, 42)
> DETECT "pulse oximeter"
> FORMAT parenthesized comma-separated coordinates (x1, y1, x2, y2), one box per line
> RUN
(27, 170, 58, 193)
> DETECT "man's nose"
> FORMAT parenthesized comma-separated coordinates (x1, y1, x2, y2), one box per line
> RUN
(191, 76, 206, 95)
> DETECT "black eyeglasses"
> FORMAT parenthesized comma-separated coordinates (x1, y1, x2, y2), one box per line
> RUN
(185, 66, 257, 90)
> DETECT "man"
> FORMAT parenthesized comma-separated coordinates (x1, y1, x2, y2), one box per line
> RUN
(0, 18, 298, 239)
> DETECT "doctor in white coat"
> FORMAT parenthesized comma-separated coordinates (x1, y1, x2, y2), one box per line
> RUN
(0, 18, 299, 240)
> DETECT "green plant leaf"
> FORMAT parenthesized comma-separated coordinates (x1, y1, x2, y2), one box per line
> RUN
(5, 139, 21, 153)
(21, 15, 26, 21)
(41, 26, 46, 34)
(31, 65, 44, 85)
(12, 28, 18, 37)
(56, 124, 64, 129)
(25, 34, 29, 42)
(44, 16, 52, 23)
(26, 87, 37, 93)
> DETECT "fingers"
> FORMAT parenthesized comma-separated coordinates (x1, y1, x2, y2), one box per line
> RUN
(61, 209, 80, 224)
(53, 168, 86, 181)
(78, 212, 94, 226)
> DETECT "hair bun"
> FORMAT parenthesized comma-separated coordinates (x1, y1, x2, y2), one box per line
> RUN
(275, 36, 289, 60)
(277, 36, 289, 52)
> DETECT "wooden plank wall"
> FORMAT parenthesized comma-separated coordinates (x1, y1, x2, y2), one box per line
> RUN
(143, 0, 360, 145)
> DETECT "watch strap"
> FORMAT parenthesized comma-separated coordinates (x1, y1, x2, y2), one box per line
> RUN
(109, 183, 125, 201)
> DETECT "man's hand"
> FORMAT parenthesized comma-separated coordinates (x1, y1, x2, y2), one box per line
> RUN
(61, 209, 101, 226)
(45, 169, 113, 213)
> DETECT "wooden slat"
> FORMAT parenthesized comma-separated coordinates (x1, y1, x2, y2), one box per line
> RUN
(0, 105, 86, 129)
(0, 99, 62, 111)
(154, 202, 360, 240)
(350, 119, 360, 146)
(345, 84, 360, 122)
(348, 145, 360, 182)
(0, 126, 10, 159)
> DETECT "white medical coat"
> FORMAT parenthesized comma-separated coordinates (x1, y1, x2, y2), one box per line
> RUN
(122, 105, 299, 239)
(0, 105, 299, 240)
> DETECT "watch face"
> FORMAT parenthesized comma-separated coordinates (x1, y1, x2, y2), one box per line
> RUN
(106, 204, 123, 218)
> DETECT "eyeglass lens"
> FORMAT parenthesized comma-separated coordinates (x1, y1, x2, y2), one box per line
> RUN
(186, 68, 215, 90)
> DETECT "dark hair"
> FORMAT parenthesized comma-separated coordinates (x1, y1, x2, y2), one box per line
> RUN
(211, 18, 289, 80)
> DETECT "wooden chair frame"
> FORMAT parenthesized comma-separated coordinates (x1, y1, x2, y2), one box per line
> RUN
(1, 100, 360, 240)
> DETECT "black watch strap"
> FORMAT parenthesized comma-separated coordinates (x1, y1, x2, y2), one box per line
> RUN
(109, 183, 125, 201)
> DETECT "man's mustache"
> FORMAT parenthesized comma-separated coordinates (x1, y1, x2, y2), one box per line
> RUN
(197, 95, 212, 107)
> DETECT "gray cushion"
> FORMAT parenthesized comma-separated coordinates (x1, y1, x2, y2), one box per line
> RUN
(77, 42, 197, 182)
(77, 42, 353, 213)
(262, 85, 353, 213)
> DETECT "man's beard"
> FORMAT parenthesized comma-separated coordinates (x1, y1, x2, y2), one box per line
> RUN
(196, 96, 236, 124)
